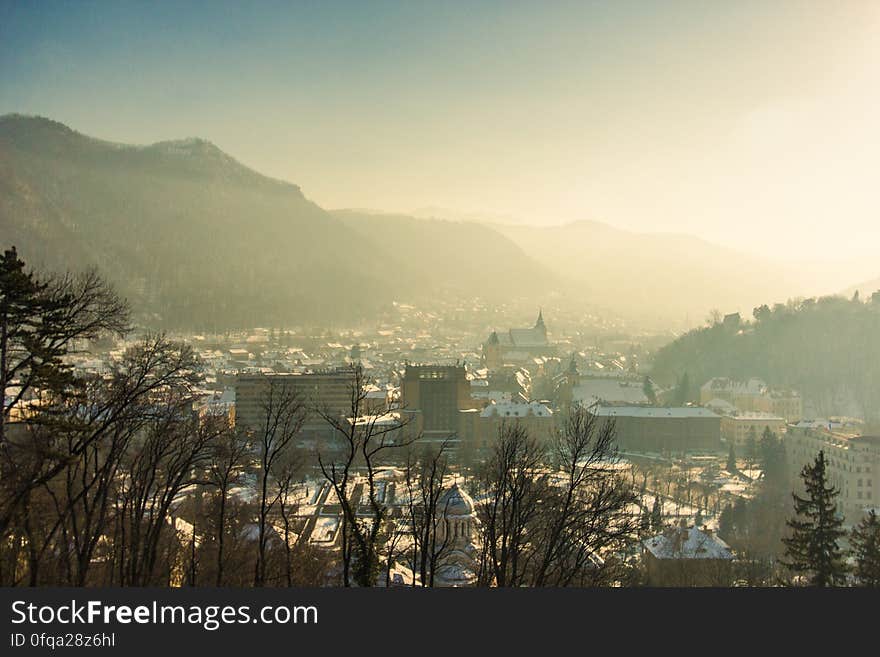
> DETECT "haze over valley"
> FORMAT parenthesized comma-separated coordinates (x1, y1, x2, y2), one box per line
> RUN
(1, 114, 870, 332)
(3, 2, 880, 596)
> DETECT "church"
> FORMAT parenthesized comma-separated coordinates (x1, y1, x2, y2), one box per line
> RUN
(482, 310, 558, 370)
(433, 482, 480, 587)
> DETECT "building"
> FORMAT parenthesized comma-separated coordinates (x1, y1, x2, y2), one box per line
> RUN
(783, 426, 879, 526)
(642, 520, 735, 586)
(400, 364, 480, 446)
(720, 412, 786, 448)
(482, 310, 557, 370)
(476, 400, 555, 451)
(590, 406, 721, 453)
(700, 377, 767, 409)
(433, 482, 480, 587)
(234, 369, 358, 443)
(700, 377, 802, 422)
(765, 391, 803, 424)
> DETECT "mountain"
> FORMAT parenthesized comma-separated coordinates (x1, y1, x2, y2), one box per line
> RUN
(0, 113, 846, 331)
(410, 206, 529, 226)
(494, 220, 819, 327)
(0, 114, 549, 329)
(331, 209, 554, 299)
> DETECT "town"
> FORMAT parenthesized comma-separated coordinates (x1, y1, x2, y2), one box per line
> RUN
(4, 277, 877, 588)
(3, 2, 880, 600)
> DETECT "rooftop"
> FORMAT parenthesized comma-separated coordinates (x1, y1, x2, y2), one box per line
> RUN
(592, 406, 719, 419)
(644, 524, 733, 560)
(480, 400, 553, 418)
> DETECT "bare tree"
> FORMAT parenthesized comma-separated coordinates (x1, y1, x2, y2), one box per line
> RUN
(0, 335, 199, 586)
(531, 408, 640, 586)
(114, 379, 221, 586)
(270, 446, 305, 587)
(383, 517, 409, 587)
(251, 377, 305, 586)
(1, 252, 129, 441)
(475, 423, 547, 587)
(402, 439, 453, 587)
(205, 423, 252, 586)
(316, 365, 414, 587)
(0, 250, 129, 541)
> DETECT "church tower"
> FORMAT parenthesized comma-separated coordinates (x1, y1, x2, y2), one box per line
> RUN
(535, 309, 546, 337)
(483, 330, 502, 370)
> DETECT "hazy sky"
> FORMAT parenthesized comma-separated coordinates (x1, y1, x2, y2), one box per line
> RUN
(2, 0, 879, 265)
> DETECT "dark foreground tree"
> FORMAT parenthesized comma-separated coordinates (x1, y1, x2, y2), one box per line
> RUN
(851, 510, 880, 587)
(531, 408, 639, 586)
(476, 423, 546, 587)
(781, 451, 847, 586)
(206, 425, 252, 586)
(271, 446, 306, 587)
(400, 439, 452, 587)
(251, 378, 305, 586)
(0, 247, 129, 538)
(317, 365, 415, 587)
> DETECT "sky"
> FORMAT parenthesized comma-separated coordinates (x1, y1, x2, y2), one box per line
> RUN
(2, 0, 880, 269)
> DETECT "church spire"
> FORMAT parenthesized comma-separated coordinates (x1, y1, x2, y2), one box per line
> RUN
(535, 308, 546, 332)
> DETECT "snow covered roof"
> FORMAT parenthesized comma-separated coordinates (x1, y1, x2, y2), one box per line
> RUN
(479, 400, 552, 418)
(701, 377, 767, 394)
(643, 524, 733, 560)
(439, 482, 475, 518)
(593, 406, 718, 419)
(508, 327, 548, 347)
(728, 411, 784, 421)
(704, 398, 736, 412)
(573, 379, 649, 405)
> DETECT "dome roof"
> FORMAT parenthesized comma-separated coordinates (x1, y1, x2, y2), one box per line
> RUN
(435, 560, 477, 586)
(439, 482, 475, 517)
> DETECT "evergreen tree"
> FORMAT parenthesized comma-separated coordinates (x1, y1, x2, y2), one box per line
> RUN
(782, 451, 847, 586)
(639, 504, 652, 534)
(758, 427, 785, 485)
(0, 247, 128, 540)
(1, 246, 51, 440)
(732, 496, 747, 525)
(673, 372, 690, 405)
(745, 427, 758, 472)
(718, 504, 734, 540)
(1, 246, 127, 443)
(642, 376, 657, 404)
(726, 443, 737, 473)
(851, 510, 880, 587)
(651, 496, 663, 532)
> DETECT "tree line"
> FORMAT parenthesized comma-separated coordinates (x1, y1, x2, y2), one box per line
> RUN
(651, 294, 880, 423)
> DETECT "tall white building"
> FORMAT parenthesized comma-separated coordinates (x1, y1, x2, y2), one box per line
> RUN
(783, 426, 879, 526)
